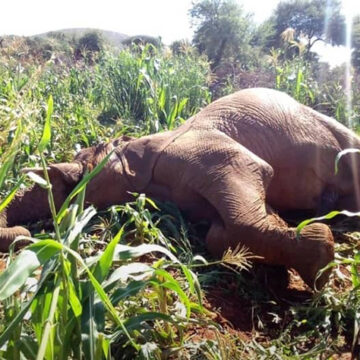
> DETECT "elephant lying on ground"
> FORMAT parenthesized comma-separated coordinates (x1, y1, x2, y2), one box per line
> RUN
(1, 88, 360, 289)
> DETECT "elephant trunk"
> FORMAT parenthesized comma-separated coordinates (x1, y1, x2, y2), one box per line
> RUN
(290, 223, 334, 289)
(4, 185, 53, 226)
(0, 225, 31, 252)
(206, 216, 334, 289)
(0, 161, 84, 252)
(0, 185, 52, 251)
(252, 221, 334, 289)
(0, 208, 31, 251)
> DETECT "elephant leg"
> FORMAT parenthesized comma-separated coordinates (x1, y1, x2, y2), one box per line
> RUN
(164, 130, 334, 288)
(205, 199, 334, 289)
(191, 151, 334, 289)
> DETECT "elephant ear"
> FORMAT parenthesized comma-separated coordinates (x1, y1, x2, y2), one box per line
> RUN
(22, 162, 84, 185)
(120, 127, 191, 191)
(119, 133, 171, 190)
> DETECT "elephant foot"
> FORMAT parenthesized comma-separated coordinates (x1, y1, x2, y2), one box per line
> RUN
(0, 226, 31, 252)
(291, 223, 334, 290)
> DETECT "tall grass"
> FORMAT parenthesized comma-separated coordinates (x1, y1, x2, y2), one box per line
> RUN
(94, 45, 211, 133)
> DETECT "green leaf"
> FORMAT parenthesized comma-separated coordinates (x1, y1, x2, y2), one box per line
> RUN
(114, 243, 180, 263)
(153, 268, 191, 318)
(350, 252, 360, 288)
(180, 264, 202, 309)
(0, 260, 56, 347)
(0, 154, 17, 191)
(65, 206, 97, 246)
(38, 95, 53, 153)
(296, 210, 360, 236)
(0, 240, 61, 300)
(0, 119, 23, 189)
(93, 226, 124, 284)
(122, 311, 180, 331)
(177, 98, 188, 115)
(81, 292, 97, 360)
(158, 87, 166, 111)
(103, 263, 153, 292)
(167, 99, 178, 130)
(63, 244, 139, 350)
(110, 280, 147, 305)
(17, 335, 38, 360)
(0, 176, 24, 213)
(68, 277, 83, 318)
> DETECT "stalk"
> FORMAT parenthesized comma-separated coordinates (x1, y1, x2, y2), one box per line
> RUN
(59, 255, 69, 360)
(157, 277, 172, 340)
(36, 279, 61, 360)
(40, 154, 61, 243)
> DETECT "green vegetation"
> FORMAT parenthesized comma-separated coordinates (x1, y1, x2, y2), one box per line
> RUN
(269, 0, 346, 54)
(0, 0, 360, 358)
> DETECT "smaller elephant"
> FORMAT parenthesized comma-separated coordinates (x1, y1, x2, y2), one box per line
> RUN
(2, 88, 359, 289)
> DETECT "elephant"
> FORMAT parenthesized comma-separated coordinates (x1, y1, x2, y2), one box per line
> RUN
(1, 87, 360, 289)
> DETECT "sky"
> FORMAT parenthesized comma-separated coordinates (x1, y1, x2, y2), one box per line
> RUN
(1, 0, 359, 66)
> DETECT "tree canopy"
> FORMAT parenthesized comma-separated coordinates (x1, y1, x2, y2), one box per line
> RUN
(77, 31, 104, 53)
(270, 0, 346, 53)
(190, 0, 254, 69)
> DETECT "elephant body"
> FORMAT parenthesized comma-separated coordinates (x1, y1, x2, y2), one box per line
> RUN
(2, 88, 360, 289)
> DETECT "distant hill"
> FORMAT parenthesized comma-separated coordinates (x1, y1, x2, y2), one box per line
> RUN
(33, 28, 129, 48)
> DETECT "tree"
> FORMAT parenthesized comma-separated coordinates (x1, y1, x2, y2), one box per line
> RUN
(270, 0, 346, 54)
(190, 0, 254, 69)
(75, 31, 104, 62)
(170, 39, 193, 56)
(122, 35, 162, 49)
(77, 31, 104, 53)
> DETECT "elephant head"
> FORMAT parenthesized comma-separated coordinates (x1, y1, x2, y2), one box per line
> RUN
(0, 130, 185, 251)
(0, 162, 84, 251)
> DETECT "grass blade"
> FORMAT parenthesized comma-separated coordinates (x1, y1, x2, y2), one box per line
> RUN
(38, 95, 53, 153)
(0, 176, 24, 213)
(92, 226, 124, 283)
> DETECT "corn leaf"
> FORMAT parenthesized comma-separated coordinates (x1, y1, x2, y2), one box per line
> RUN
(38, 95, 53, 153)
(296, 210, 360, 236)
(153, 268, 191, 318)
(0, 260, 56, 347)
(335, 148, 360, 174)
(114, 243, 179, 263)
(0, 240, 62, 300)
(92, 226, 124, 284)
(0, 176, 24, 213)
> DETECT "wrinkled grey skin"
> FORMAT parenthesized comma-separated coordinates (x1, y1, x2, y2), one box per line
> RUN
(2, 88, 360, 289)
